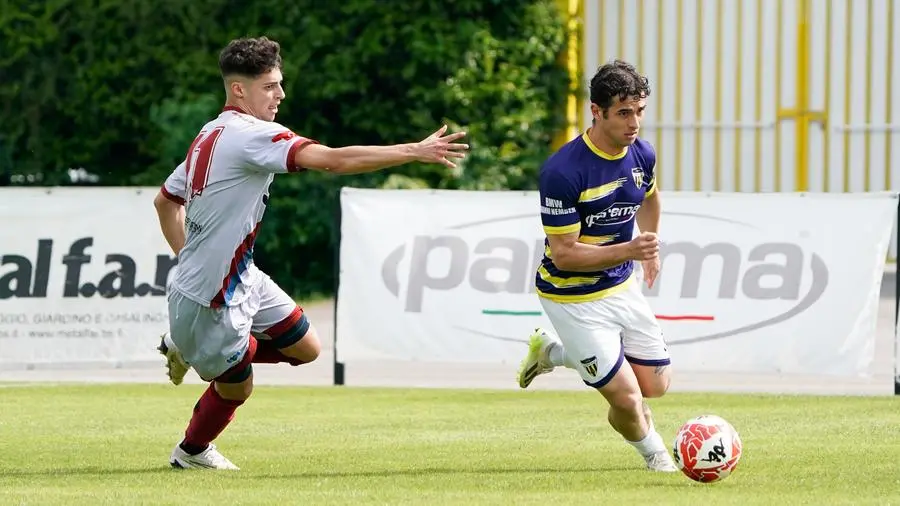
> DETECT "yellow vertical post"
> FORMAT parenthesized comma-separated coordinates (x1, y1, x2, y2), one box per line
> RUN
(553, 0, 584, 150)
(754, 0, 763, 192)
(842, 0, 852, 192)
(775, 1, 783, 191)
(863, 0, 873, 191)
(777, 0, 825, 192)
(886, 0, 895, 191)
(693, 3, 703, 191)
(675, 0, 684, 190)
(654, 0, 664, 190)
(713, 0, 723, 191)
(734, 0, 743, 192)
(795, 0, 811, 192)
(823, 0, 832, 192)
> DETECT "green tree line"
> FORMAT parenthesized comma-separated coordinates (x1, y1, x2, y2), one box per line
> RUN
(1, 0, 570, 298)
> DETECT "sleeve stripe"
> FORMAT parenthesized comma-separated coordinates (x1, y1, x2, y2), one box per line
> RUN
(160, 185, 185, 206)
(286, 139, 318, 173)
(543, 223, 581, 235)
(645, 184, 657, 197)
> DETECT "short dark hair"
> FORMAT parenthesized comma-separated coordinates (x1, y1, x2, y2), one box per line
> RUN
(218, 36, 283, 78)
(589, 59, 651, 112)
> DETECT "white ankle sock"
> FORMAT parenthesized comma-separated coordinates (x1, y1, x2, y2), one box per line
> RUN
(547, 343, 565, 367)
(627, 429, 668, 457)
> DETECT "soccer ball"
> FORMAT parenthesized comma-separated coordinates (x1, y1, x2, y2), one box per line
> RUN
(672, 415, 742, 483)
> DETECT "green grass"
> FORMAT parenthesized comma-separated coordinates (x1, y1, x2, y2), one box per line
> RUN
(1, 384, 899, 505)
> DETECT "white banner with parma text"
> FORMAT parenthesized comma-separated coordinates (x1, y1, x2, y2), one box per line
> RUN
(0, 187, 175, 368)
(336, 188, 897, 378)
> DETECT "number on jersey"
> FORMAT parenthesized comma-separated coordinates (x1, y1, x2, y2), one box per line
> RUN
(184, 126, 225, 201)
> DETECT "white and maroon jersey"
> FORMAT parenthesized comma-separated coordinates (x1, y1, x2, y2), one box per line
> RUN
(160, 105, 316, 308)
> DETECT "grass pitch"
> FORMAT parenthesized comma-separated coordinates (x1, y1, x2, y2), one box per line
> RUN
(0, 384, 898, 505)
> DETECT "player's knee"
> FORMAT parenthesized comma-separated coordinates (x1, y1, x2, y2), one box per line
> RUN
(608, 390, 644, 416)
(633, 363, 672, 398)
(299, 329, 321, 362)
(215, 376, 254, 401)
(281, 327, 321, 363)
(641, 375, 670, 398)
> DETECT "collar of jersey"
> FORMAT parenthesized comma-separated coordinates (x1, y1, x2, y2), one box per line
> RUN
(581, 131, 628, 160)
(223, 105, 247, 114)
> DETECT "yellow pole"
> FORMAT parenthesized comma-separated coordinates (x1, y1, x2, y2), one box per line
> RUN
(823, 0, 831, 192)
(675, 0, 684, 190)
(553, 0, 584, 151)
(776, 0, 824, 192)
(795, 0, 810, 192)
(754, 0, 763, 192)
(886, 0, 895, 191)
(864, 0, 873, 191)
(694, 3, 703, 191)
(775, 1, 783, 191)
(734, 0, 743, 192)
(714, 0, 723, 191)
(842, 0, 852, 192)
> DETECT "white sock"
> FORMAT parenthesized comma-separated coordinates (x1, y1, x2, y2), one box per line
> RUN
(627, 429, 668, 457)
(547, 342, 565, 367)
(547, 342, 579, 369)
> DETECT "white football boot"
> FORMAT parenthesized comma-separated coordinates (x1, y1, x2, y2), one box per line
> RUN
(157, 332, 191, 386)
(644, 450, 678, 472)
(170, 443, 239, 470)
(516, 328, 560, 388)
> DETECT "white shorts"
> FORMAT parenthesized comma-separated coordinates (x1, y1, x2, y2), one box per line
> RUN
(167, 272, 309, 382)
(539, 278, 670, 388)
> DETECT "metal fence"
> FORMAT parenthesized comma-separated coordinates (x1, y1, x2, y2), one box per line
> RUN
(556, 0, 899, 255)
(558, 0, 899, 192)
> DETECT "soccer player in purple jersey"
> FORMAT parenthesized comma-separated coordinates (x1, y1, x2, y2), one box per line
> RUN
(516, 60, 675, 472)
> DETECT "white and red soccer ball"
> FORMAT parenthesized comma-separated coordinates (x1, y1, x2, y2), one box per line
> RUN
(672, 415, 743, 483)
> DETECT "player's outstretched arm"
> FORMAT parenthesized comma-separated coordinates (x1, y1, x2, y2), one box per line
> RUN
(153, 191, 186, 255)
(547, 230, 659, 272)
(294, 125, 468, 175)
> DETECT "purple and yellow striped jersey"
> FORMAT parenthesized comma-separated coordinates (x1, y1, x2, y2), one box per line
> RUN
(535, 132, 658, 303)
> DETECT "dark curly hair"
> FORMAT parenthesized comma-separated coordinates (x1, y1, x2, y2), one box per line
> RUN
(218, 36, 283, 78)
(589, 59, 651, 117)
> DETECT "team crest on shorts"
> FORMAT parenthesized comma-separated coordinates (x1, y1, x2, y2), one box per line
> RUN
(580, 356, 599, 377)
(631, 167, 644, 188)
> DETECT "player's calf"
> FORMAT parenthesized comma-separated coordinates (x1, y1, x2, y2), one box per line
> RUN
(598, 363, 676, 472)
(604, 389, 647, 442)
(173, 358, 255, 470)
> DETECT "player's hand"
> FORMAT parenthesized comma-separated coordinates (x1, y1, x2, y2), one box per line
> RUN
(642, 257, 660, 289)
(412, 125, 469, 168)
(628, 231, 659, 261)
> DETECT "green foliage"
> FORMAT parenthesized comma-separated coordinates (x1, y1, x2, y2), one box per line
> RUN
(0, 0, 568, 297)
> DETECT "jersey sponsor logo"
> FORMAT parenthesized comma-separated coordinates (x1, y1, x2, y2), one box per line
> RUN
(541, 196, 576, 216)
(544, 197, 563, 208)
(185, 216, 203, 234)
(540, 205, 576, 216)
(271, 131, 296, 143)
(585, 202, 642, 227)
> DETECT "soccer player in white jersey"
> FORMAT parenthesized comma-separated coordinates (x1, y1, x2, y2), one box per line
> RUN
(153, 36, 468, 470)
(516, 60, 676, 472)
